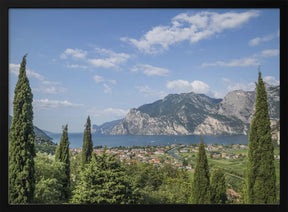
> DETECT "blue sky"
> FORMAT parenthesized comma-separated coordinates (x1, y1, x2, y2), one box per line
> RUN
(9, 9, 280, 133)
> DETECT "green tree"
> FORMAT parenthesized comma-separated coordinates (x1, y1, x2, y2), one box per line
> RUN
(245, 71, 276, 204)
(81, 116, 93, 167)
(71, 149, 132, 204)
(34, 153, 66, 203)
(55, 124, 70, 201)
(190, 137, 210, 204)
(9, 54, 36, 204)
(210, 168, 227, 204)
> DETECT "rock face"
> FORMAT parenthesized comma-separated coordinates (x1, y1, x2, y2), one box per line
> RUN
(218, 90, 255, 123)
(111, 109, 191, 135)
(218, 84, 279, 126)
(109, 84, 279, 136)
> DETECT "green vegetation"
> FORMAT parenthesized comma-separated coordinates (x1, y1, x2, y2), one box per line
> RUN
(81, 116, 93, 167)
(245, 71, 276, 204)
(34, 153, 66, 203)
(9, 54, 36, 204)
(55, 124, 71, 201)
(190, 137, 211, 204)
(210, 168, 227, 204)
(71, 148, 132, 204)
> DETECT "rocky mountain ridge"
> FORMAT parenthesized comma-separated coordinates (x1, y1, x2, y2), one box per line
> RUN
(106, 84, 279, 136)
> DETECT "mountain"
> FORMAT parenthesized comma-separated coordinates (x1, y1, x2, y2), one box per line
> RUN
(218, 84, 279, 125)
(92, 119, 123, 135)
(109, 84, 279, 136)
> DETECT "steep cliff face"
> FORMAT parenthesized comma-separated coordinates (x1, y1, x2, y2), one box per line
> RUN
(218, 84, 279, 125)
(218, 90, 256, 123)
(109, 84, 279, 136)
(192, 116, 249, 135)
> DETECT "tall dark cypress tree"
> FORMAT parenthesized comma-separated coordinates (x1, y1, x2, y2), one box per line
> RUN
(81, 116, 93, 167)
(190, 137, 210, 204)
(245, 71, 276, 204)
(210, 168, 227, 204)
(9, 54, 36, 203)
(55, 124, 70, 201)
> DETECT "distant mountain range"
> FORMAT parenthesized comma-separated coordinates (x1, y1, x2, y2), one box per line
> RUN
(94, 84, 279, 136)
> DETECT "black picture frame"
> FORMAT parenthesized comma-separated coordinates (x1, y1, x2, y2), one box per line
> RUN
(1, 0, 287, 212)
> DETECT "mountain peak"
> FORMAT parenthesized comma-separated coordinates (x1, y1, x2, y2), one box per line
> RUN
(109, 85, 279, 136)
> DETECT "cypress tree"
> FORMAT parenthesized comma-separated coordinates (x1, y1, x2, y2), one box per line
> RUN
(55, 124, 70, 201)
(190, 137, 210, 204)
(81, 116, 93, 167)
(9, 54, 36, 203)
(245, 71, 276, 204)
(210, 168, 227, 204)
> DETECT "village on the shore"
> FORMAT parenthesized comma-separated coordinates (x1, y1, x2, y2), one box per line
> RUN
(70, 143, 280, 172)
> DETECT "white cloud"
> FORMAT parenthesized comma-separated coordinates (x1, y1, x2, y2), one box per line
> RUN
(222, 78, 255, 92)
(9, 63, 44, 81)
(166, 79, 210, 94)
(261, 49, 279, 57)
(88, 58, 118, 68)
(33, 99, 84, 110)
(136, 86, 168, 98)
(202, 57, 259, 67)
(42, 80, 60, 85)
(93, 75, 116, 94)
(93, 75, 105, 83)
(66, 64, 88, 69)
(102, 108, 129, 116)
(202, 48, 279, 68)
(263, 76, 279, 85)
(10, 63, 65, 94)
(166, 80, 193, 93)
(249, 31, 279, 46)
(103, 83, 112, 94)
(60, 48, 87, 59)
(88, 48, 130, 69)
(87, 107, 129, 118)
(131, 64, 170, 76)
(33, 86, 67, 94)
(61, 47, 130, 70)
(122, 10, 259, 54)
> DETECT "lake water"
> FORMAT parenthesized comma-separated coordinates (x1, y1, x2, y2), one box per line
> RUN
(49, 133, 249, 148)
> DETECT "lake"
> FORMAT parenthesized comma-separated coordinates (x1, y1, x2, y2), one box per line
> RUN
(48, 133, 249, 148)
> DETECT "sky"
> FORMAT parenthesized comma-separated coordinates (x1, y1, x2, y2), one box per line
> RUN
(9, 9, 280, 133)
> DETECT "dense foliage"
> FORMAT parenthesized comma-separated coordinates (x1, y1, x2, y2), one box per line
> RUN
(245, 71, 276, 204)
(210, 168, 227, 204)
(71, 148, 132, 204)
(9, 54, 36, 204)
(55, 124, 71, 200)
(34, 153, 66, 203)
